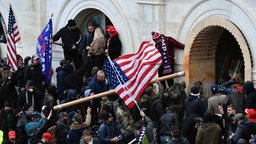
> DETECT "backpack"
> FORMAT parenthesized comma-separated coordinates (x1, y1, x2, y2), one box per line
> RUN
(47, 125, 57, 143)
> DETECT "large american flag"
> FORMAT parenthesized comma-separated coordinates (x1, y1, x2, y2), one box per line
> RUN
(7, 5, 21, 71)
(104, 41, 162, 108)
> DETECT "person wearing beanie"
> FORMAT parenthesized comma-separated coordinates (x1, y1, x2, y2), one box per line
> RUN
(207, 84, 227, 115)
(151, 31, 184, 89)
(105, 25, 122, 59)
(50, 19, 82, 69)
(184, 85, 206, 118)
(67, 107, 92, 144)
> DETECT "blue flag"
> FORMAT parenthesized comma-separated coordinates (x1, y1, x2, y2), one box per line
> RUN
(36, 18, 52, 84)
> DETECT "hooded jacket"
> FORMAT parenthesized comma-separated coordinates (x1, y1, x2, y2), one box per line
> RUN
(195, 122, 222, 144)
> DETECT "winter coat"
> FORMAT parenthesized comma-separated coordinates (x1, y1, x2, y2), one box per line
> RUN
(232, 119, 256, 143)
(185, 94, 206, 117)
(224, 91, 245, 114)
(195, 122, 222, 144)
(157, 111, 179, 136)
(51, 26, 81, 52)
(181, 113, 199, 144)
(17, 88, 45, 112)
(243, 81, 256, 109)
(116, 105, 135, 136)
(55, 120, 68, 144)
(67, 123, 88, 144)
(207, 93, 226, 114)
(97, 121, 122, 144)
(107, 33, 122, 60)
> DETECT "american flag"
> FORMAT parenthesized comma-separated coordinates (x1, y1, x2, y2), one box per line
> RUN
(104, 41, 162, 108)
(7, 5, 21, 71)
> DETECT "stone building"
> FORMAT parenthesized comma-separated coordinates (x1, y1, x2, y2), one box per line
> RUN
(0, 0, 255, 90)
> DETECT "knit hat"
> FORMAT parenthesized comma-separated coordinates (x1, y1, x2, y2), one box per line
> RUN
(67, 19, 76, 27)
(43, 132, 53, 141)
(8, 130, 16, 139)
(106, 25, 116, 34)
(151, 31, 161, 40)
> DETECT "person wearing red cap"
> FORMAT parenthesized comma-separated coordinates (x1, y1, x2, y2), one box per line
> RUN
(151, 31, 184, 88)
(105, 25, 122, 59)
(37, 132, 53, 144)
(223, 84, 245, 114)
(6, 130, 16, 144)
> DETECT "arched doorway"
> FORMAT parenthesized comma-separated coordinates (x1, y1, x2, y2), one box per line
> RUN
(184, 17, 252, 94)
(189, 26, 244, 89)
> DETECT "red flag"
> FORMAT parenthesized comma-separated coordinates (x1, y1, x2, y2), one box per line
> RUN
(7, 5, 21, 71)
(104, 41, 162, 108)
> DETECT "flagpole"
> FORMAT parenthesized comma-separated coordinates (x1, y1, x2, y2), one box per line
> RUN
(53, 71, 185, 110)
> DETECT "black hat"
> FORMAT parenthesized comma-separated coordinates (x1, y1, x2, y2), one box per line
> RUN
(26, 80, 34, 87)
(67, 19, 76, 27)
(191, 85, 200, 94)
(60, 59, 68, 67)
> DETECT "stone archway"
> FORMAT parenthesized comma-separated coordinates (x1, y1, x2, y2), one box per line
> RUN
(184, 16, 252, 89)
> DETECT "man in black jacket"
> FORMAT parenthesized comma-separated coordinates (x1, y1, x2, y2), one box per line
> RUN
(50, 19, 82, 69)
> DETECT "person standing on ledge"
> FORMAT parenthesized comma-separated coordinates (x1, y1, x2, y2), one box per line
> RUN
(50, 19, 82, 69)
(151, 31, 184, 88)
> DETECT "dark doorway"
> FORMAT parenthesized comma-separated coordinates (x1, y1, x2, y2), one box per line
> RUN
(216, 30, 244, 84)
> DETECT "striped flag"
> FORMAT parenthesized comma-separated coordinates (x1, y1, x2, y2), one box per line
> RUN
(36, 17, 52, 84)
(7, 5, 21, 71)
(104, 41, 162, 108)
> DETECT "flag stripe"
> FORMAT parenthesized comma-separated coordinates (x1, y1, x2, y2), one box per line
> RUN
(7, 5, 20, 71)
(104, 41, 162, 108)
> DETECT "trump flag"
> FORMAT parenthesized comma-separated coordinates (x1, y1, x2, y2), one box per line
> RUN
(36, 17, 52, 84)
(104, 41, 162, 108)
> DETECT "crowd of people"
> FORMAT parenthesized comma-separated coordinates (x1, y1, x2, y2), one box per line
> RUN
(0, 18, 255, 144)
